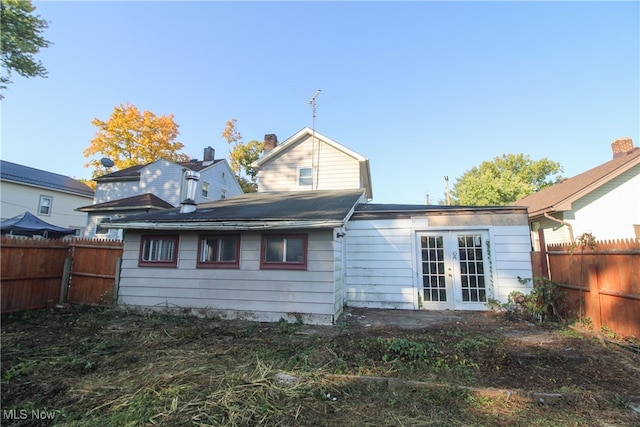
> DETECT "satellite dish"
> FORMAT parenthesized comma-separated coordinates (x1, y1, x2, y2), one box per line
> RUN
(100, 157, 114, 168)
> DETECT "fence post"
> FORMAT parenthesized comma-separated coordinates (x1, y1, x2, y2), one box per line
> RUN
(58, 256, 72, 305)
(587, 258, 602, 331)
(112, 256, 122, 308)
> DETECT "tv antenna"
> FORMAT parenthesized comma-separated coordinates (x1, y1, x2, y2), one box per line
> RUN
(308, 89, 322, 190)
(308, 89, 321, 130)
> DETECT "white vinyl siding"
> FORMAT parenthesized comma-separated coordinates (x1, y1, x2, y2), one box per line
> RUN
(118, 230, 341, 325)
(345, 219, 416, 309)
(490, 225, 535, 302)
(344, 213, 533, 310)
(534, 165, 639, 246)
(569, 165, 640, 241)
(94, 181, 140, 204)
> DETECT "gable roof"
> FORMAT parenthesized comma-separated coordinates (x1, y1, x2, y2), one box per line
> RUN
(0, 160, 94, 197)
(513, 147, 640, 217)
(106, 189, 365, 231)
(95, 158, 226, 182)
(252, 127, 373, 200)
(76, 193, 174, 212)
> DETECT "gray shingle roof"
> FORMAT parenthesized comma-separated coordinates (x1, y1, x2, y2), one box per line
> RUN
(0, 160, 94, 197)
(107, 189, 365, 230)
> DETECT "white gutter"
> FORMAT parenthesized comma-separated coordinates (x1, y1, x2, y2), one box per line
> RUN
(543, 212, 574, 242)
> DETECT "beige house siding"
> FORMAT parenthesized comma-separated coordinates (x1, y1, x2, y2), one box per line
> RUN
(257, 135, 361, 192)
(117, 229, 341, 324)
(0, 181, 92, 234)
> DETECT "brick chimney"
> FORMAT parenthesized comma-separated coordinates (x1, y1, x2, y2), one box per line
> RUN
(611, 138, 634, 159)
(203, 146, 215, 162)
(264, 134, 278, 151)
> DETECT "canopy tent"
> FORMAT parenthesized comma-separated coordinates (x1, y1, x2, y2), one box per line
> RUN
(1, 212, 77, 238)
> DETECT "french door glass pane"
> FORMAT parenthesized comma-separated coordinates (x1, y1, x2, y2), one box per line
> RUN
(421, 236, 446, 302)
(457, 234, 487, 303)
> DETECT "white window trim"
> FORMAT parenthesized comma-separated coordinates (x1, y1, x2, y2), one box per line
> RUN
(201, 181, 210, 198)
(297, 166, 312, 188)
(38, 195, 53, 216)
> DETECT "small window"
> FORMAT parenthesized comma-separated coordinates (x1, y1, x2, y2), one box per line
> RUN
(220, 189, 227, 200)
(197, 235, 240, 268)
(139, 235, 179, 267)
(201, 181, 210, 198)
(38, 195, 52, 215)
(260, 234, 307, 270)
(298, 167, 312, 187)
(95, 217, 111, 235)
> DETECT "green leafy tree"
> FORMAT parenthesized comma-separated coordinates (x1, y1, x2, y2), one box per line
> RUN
(447, 153, 563, 206)
(222, 118, 264, 193)
(84, 103, 189, 178)
(1, 0, 51, 97)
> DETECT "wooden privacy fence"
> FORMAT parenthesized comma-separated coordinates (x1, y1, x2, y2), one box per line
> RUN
(1, 236, 123, 313)
(543, 239, 639, 338)
(67, 239, 124, 307)
(1, 237, 70, 312)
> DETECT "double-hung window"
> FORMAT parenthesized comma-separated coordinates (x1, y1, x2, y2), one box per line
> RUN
(197, 235, 240, 268)
(139, 235, 179, 267)
(201, 181, 210, 198)
(297, 167, 312, 187)
(260, 234, 307, 270)
(38, 195, 52, 215)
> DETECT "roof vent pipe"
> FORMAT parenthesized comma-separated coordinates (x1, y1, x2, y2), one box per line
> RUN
(180, 170, 200, 213)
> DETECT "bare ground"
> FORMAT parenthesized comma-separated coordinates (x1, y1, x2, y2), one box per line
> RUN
(1, 305, 639, 426)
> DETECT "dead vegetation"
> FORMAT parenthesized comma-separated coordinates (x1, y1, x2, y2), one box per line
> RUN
(1, 305, 639, 426)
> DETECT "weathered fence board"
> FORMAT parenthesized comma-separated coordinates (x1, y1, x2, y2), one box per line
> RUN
(544, 239, 640, 338)
(1, 237, 69, 312)
(1, 236, 123, 313)
(67, 239, 123, 306)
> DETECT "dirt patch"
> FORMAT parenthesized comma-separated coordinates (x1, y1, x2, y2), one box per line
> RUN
(2, 305, 639, 426)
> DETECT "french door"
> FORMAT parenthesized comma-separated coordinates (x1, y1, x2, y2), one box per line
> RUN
(418, 231, 490, 310)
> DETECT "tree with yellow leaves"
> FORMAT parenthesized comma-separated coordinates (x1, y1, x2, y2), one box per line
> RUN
(84, 103, 189, 178)
(222, 118, 264, 193)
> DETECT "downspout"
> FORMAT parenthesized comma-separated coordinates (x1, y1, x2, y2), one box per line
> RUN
(544, 212, 574, 243)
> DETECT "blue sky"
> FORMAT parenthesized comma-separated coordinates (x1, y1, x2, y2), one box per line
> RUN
(2, 1, 638, 204)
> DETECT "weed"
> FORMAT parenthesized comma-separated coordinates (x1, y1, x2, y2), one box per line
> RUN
(608, 394, 629, 409)
(277, 316, 303, 335)
(506, 277, 565, 322)
(601, 325, 619, 340)
(3, 359, 41, 382)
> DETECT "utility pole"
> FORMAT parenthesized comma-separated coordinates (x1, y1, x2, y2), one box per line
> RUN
(445, 176, 451, 206)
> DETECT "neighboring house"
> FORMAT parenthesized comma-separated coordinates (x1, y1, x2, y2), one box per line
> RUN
(106, 190, 533, 325)
(0, 160, 94, 235)
(252, 128, 373, 200)
(78, 147, 243, 239)
(104, 128, 532, 325)
(514, 138, 640, 249)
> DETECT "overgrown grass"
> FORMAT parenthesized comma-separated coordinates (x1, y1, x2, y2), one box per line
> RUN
(1, 307, 639, 426)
